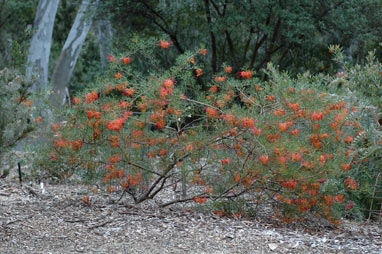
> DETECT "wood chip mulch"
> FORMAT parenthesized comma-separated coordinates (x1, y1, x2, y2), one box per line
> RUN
(0, 179, 381, 254)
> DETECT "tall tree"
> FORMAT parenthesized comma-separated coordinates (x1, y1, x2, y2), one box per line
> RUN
(97, 18, 113, 71)
(50, 0, 99, 107)
(26, 0, 60, 91)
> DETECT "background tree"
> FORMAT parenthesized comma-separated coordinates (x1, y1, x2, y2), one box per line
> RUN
(26, 0, 60, 91)
(50, 0, 99, 106)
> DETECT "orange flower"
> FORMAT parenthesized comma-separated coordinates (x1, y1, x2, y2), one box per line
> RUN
(312, 111, 324, 121)
(195, 68, 203, 77)
(346, 177, 357, 190)
(274, 108, 286, 117)
(158, 149, 167, 156)
(241, 117, 255, 128)
(221, 158, 231, 165)
(193, 196, 207, 204)
(278, 122, 289, 132)
(109, 155, 121, 163)
(72, 97, 82, 104)
(346, 201, 354, 210)
(122, 88, 136, 97)
(162, 79, 174, 88)
(225, 66, 232, 73)
(222, 114, 236, 124)
(206, 107, 219, 118)
(107, 55, 116, 62)
(115, 72, 122, 79)
(198, 49, 207, 55)
(282, 180, 297, 189)
(335, 194, 345, 204)
(110, 135, 120, 148)
(240, 71, 253, 79)
(252, 126, 262, 136)
(119, 101, 131, 109)
(291, 152, 302, 162)
(340, 163, 351, 172)
(82, 196, 91, 206)
(87, 111, 102, 120)
(289, 128, 300, 136)
(288, 102, 300, 112)
(209, 85, 218, 93)
(34, 116, 43, 123)
(86, 91, 99, 104)
(323, 195, 333, 206)
(107, 118, 125, 132)
(266, 95, 275, 102)
(71, 140, 83, 152)
(214, 76, 227, 82)
(160, 40, 172, 48)
(54, 139, 70, 148)
(259, 155, 269, 165)
(121, 57, 131, 65)
(344, 136, 354, 144)
(155, 119, 165, 129)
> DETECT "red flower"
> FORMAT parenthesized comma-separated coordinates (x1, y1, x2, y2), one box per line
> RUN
(335, 194, 345, 204)
(214, 76, 227, 82)
(198, 49, 207, 55)
(225, 66, 232, 73)
(278, 122, 289, 132)
(209, 85, 218, 93)
(122, 88, 136, 97)
(221, 158, 231, 165)
(107, 55, 116, 62)
(107, 118, 125, 132)
(288, 102, 300, 112)
(121, 57, 131, 65)
(193, 196, 207, 204)
(312, 111, 324, 121)
(86, 91, 99, 104)
(160, 40, 172, 49)
(345, 177, 357, 190)
(345, 201, 354, 210)
(344, 136, 354, 144)
(206, 107, 219, 118)
(240, 71, 253, 79)
(340, 163, 351, 172)
(195, 68, 203, 77)
(241, 117, 255, 128)
(259, 155, 269, 165)
(115, 72, 122, 79)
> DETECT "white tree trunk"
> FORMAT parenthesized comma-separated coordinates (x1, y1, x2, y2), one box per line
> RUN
(97, 18, 113, 71)
(26, 0, 60, 91)
(50, 0, 98, 107)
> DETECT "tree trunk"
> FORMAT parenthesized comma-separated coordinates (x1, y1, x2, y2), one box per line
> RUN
(26, 0, 60, 92)
(97, 18, 113, 71)
(50, 0, 98, 107)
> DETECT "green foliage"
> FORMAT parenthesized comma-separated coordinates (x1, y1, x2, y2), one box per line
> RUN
(329, 45, 382, 219)
(39, 41, 367, 226)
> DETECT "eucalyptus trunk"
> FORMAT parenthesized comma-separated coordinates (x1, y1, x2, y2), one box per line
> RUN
(26, 0, 60, 92)
(50, 0, 98, 107)
(97, 18, 113, 71)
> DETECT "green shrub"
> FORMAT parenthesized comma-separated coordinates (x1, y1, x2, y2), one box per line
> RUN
(0, 68, 36, 173)
(42, 42, 362, 226)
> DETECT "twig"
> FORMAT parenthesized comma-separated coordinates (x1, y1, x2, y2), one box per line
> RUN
(88, 220, 112, 230)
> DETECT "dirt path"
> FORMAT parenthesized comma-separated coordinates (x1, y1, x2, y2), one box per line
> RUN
(0, 179, 381, 254)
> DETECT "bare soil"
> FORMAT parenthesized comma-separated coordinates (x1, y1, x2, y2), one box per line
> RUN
(0, 177, 381, 254)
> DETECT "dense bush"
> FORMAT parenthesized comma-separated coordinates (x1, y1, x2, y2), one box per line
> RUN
(329, 46, 382, 219)
(40, 42, 367, 225)
(0, 68, 36, 174)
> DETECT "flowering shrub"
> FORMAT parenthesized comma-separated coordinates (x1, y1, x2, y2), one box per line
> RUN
(328, 46, 382, 219)
(45, 42, 361, 225)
